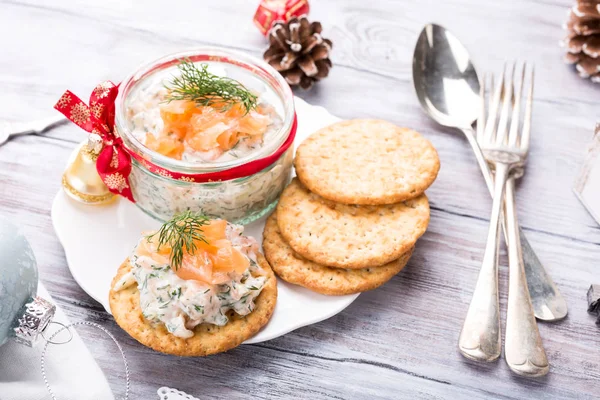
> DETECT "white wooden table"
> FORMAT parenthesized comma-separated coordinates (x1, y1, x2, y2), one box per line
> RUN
(2, 0, 600, 398)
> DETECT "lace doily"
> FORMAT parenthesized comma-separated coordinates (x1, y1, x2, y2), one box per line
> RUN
(157, 387, 200, 400)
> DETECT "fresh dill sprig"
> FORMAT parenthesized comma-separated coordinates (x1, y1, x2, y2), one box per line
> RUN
(165, 59, 258, 114)
(146, 210, 210, 270)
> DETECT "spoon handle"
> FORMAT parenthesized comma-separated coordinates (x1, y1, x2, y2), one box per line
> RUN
(458, 163, 506, 362)
(460, 127, 567, 321)
(504, 177, 549, 377)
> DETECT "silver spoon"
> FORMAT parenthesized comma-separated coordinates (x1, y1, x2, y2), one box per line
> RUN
(412, 23, 567, 322)
(0, 115, 67, 146)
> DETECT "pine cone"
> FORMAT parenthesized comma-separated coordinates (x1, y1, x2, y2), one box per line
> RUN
(263, 16, 333, 89)
(563, 1, 600, 82)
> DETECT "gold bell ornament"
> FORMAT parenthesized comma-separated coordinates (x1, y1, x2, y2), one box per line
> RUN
(61, 134, 115, 204)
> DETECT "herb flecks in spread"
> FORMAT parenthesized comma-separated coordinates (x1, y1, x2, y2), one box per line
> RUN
(114, 213, 266, 338)
(128, 60, 279, 163)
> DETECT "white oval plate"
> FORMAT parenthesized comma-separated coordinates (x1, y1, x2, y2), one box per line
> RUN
(51, 97, 359, 344)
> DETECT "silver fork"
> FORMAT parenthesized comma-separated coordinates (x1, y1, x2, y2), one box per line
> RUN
(458, 63, 547, 371)
(499, 64, 549, 377)
(0, 115, 66, 146)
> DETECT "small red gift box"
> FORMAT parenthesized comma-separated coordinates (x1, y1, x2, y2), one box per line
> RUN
(253, 0, 310, 35)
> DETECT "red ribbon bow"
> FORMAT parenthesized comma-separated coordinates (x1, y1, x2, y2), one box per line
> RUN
(54, 82, 135, 202)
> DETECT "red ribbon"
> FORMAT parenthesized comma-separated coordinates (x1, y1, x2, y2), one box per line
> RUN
(54, 82, 297, 201)
(253, 0, 310, 35)
(54, 82, 135, 202)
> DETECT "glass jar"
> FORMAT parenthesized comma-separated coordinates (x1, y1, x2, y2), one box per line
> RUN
(114, 49, 295, 224)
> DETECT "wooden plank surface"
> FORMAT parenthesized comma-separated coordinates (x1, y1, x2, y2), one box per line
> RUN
(1, 0, 600, 398)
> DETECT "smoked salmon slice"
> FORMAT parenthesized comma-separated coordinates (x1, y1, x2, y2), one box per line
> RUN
(147, 99, 271, 160)
(145, 219, 250, 285)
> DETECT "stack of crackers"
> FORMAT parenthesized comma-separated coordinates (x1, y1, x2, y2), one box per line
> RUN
(263, 119, 440, 295)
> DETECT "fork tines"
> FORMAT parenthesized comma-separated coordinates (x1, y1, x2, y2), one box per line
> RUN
(477, 62, 535, 154)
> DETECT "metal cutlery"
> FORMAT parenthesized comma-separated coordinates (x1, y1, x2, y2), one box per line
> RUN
(0, 115, 66, 146)
(412, 23, 567, 322)
(457, 65, 525, 363)
(458, 62, 548, 375)
(487, 64, 549, 377)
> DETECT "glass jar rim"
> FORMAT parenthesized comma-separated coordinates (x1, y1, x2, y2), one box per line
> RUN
(114, 48, 295, 174)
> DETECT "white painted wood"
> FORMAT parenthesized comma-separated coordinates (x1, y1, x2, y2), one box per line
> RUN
(1, 0, 599, 398)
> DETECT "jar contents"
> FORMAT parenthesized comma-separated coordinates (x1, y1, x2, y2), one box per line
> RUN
(126, 60, 282, 164)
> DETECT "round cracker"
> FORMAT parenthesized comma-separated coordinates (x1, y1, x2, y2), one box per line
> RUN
(294, 119, 440, 205)
(276, 178, 429, 269)
(264, 212, 414, 295)
(109, 254, 277, 356)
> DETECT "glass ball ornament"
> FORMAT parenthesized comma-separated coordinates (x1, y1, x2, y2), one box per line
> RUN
(0, 216, 55, 347)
